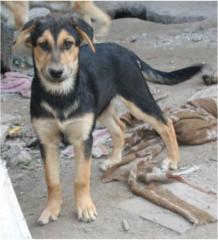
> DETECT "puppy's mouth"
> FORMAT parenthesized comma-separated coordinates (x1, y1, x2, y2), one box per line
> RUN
(47, 76, 65, 83)
(41, 69, 68, 84)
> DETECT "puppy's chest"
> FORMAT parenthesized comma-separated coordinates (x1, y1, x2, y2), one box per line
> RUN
(40, 100, 79, 121)
(32, 111, 94, 146)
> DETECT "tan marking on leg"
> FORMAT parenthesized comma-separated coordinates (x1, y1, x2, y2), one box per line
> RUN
(38, 144, 62, 225)
(120, 98, 179, 169)
(63, 113, 97, 222)
(32, 118, 62, 225)
(98, 104, 125, 171)
(73, 143, 97, 222)
(32, 118, 60, 145)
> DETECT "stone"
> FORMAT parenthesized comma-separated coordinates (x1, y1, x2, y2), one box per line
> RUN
(15, 149, 32, 167)
(5, 144, 32, 168)
(122, 219, 130, 231)
(29, 7, 50, 20)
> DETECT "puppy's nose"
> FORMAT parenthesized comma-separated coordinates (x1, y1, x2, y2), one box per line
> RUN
(49, 68, 63, 79)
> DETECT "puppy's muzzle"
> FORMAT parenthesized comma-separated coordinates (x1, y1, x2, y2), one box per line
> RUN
(48, 68, 64, 81)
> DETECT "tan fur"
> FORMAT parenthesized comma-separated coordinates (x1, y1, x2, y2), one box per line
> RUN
(34, 30, 54, 70)
(98, 104, 125, 171)
(75, 26, 96, 53)
(41, 100, 80, 119)
(62, 113, 96, 221)
(64, 113, 94, 146)
(32, 113, 95, 223)
(33, 30, 79, 95)
(72, 0, 111, 36)
(13, 23, 35, 50)
(38, 30, 55, 46)
(38, 144, 62, 224)
(74, 144, 97, 221)
(32, 119, 62, 224)
(32, 118, 60, 145)
(3, 0, 110, 37)
(119, 97, 179, 169)
(63, 101, 80, 119)
(57, 30, 76, 46)
(32, 113, 94, 144)
(2, 1, 29, 29)
(39, 65, 78, 95)
(40, 101, 57, 118)
(57, 30, 79, 63)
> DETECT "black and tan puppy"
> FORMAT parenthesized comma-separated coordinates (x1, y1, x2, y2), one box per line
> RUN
(14, 15, 203, 224)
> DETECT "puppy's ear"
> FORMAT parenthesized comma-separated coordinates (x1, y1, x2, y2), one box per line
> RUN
(70, 16, 95, 53)
(13, 19, 36, 49)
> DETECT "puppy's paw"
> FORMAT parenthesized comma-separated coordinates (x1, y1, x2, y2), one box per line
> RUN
(77, 197, 97, 223)
(161, 158, 178, 171)
(38, 202, 61, 225)
(161, 158, 170, 171)
(100, 160, 112, 171)
(169, 162, 178, 170)
(100, 158, 121, 172)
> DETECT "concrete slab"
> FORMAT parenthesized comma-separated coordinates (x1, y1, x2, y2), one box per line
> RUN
(98, 1, 217, 23)
(118, 197, 192, 234)
(0, 124, 10, 144)
(0, 113, 15, 124)
(0, 160, 31, 239)
(118, 163, 217, 234)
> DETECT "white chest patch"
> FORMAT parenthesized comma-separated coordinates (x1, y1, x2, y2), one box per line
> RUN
(40, 100, 80, 119)
(32, 113, 94, 146)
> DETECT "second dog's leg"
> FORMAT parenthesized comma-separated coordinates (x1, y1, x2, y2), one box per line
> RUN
(3, 1, 29, 29)
(98, 104, 125, 171)
(72, 1, 111, 36)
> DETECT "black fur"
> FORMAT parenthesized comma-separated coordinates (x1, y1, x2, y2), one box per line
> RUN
(31, 41, 204, 124)
(31, 43, 166, 124)
(39, 142, 45, 162)
(29, 15, 203, 152)
(139, 60, 204, 84)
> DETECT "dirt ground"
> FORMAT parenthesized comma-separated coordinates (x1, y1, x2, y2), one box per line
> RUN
(1, 2, 217, 239)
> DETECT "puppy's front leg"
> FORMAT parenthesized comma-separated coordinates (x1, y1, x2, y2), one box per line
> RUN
(74, 138, 97, 222)
(38, 143, 62, 225)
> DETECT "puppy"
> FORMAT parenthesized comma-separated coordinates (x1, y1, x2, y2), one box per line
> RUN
(14, 14, 203, 224)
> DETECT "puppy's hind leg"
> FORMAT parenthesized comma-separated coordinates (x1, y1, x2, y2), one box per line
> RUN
(98, 104, 125, 171)
(120, 97, 179, 170)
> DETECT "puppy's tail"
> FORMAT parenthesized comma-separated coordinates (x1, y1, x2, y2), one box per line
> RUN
(137, 59, 204, 85)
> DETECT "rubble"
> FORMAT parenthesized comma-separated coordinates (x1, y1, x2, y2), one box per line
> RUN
(122, 219, 130, 231)
(4, 144, 32, 168)
(0, 1, 217, 238)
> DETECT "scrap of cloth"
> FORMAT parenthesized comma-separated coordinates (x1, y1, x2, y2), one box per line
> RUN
(0, 72, 32, 98)
(103, 97, 217, 226)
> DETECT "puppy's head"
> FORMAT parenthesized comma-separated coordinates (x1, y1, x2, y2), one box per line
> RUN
(14, 15, 95, 85)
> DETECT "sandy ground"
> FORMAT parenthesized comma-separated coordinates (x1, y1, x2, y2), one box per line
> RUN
(1, 2, 217, 239)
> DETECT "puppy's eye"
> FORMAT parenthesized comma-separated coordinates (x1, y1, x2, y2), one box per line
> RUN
(38, 41, 50, 51)
(63, 40, 74, 50)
